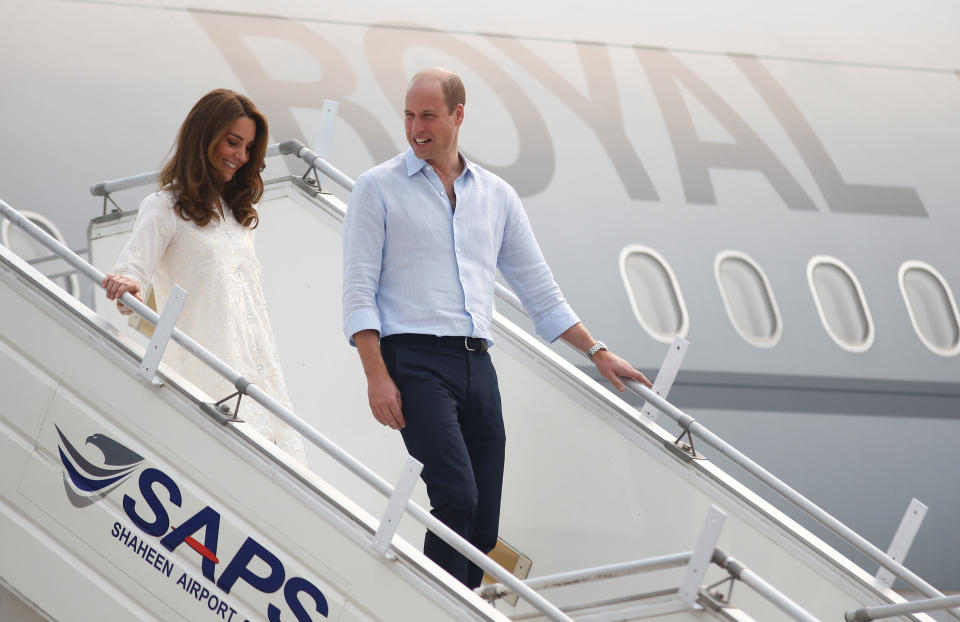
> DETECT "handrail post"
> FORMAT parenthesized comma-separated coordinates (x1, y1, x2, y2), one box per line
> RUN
(679, 505, 726, 608)
(641, 336, 689, 422)
(373, 456, 423, 557)
(875, 498, 927, 589)
(312, 100, 339, 188)
(137, 284, 187, 385)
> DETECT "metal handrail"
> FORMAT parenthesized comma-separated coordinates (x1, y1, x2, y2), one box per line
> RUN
(481, 548, 821, 622)
(88, 140, 354, 199)
(89, 143, 284, 198)
(89, 170, 164, 198)
(628, 378, 958, 619)
(0, 197, 573, 622)
(493, 283, 956, 620)
(478, 551, 692, 599)
(847, 594, 960, 621)
(711, 548, 819, 622)
(276, 139, 356, 192)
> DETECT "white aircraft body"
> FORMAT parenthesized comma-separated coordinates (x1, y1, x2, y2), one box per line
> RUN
(1, 0, 959, 616)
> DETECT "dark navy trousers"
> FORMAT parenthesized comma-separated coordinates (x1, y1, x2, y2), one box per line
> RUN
(381, 334, 506, 588)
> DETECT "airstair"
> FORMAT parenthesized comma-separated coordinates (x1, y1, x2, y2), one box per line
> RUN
(0, 140, 955, 622)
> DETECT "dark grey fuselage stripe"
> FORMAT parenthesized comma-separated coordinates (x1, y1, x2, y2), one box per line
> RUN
(579, 367, 960, 418)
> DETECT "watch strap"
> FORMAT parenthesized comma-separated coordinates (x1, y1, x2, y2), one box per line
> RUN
(587, 340, 607, 359)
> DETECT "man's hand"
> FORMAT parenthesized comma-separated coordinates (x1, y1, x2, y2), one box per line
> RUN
(367, 371, 405, 430)
(557, 323, 653, 393)
(102, 274, 142, 315)
(354, 329, 405, 429)
(592, 349, 652, 392)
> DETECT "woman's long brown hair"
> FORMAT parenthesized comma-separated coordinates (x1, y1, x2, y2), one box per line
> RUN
(159, 89, 268, 229)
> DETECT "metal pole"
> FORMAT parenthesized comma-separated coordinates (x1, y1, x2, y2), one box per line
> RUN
(0, 197, 574, 622)
(479, 552, 691, 599)
(89, 143, 286, 197)
(846, 594, 960, 621)
(526, 552, 691, 591)
(89, 170, 161, 197)
(278, 139, 356, 191)
(718, 556, 821, 622)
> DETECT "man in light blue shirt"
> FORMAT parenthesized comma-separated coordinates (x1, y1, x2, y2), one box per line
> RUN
(342, 67, 650, 588)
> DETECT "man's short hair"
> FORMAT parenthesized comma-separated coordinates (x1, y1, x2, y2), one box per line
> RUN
(438, 73, 465, 113)
(411, 69, 465, 113)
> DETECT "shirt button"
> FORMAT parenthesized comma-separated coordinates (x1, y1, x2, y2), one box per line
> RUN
(465, 304, 471, 311)
(456, 247, 461, 253)
(460, 276, 465, 282)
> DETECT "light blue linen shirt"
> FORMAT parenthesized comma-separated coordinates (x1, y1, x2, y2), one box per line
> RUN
(342, 149, 579, 347)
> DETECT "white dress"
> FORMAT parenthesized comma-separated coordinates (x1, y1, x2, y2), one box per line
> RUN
(113, 190, 306, 463)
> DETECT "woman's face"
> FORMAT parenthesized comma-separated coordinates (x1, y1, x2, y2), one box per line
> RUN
(213, 116, 256, 182)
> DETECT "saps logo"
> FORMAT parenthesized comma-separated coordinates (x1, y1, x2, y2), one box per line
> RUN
(56, 425, 329, 621)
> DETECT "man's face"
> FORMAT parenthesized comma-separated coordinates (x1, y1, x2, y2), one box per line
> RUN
(404, 79, 462, 164)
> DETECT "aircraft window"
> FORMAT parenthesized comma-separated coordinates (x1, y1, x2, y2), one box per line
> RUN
(714, 251, 782, 347)
(619, 246, 688, 343)
(0, 211, 79, 297)
(807, 256, 874, 352)
(898, 261, 960, 356)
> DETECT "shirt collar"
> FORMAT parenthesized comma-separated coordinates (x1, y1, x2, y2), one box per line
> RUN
(403, 148, 474, 179)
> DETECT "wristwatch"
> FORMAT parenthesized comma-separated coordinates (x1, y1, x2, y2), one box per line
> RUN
(586, 340, 608, 360)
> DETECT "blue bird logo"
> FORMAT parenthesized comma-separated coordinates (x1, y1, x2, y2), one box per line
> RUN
(55, 425, 144, 507)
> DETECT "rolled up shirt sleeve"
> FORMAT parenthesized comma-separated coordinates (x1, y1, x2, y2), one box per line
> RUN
(496, 189, 579, 342)
(342, 173, 386, 346)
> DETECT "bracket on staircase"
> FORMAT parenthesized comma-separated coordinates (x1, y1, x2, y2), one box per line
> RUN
(137, 284, 187, 385)
(373, 455, 423, 558)
(641, 336, 689, 423)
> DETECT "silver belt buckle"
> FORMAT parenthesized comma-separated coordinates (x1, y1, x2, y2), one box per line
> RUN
(465, 337, 480, 352)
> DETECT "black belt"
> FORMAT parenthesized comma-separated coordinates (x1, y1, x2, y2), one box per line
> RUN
(381, 333, 488, 352)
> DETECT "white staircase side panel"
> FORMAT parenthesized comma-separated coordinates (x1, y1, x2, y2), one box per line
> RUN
(0, 579, 53, 622)
(0, 247, 511, 622)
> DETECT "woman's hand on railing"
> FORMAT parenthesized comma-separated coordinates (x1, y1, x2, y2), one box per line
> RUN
(102, 274, 142, 315)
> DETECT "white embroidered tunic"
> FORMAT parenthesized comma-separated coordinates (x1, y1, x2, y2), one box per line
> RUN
(113, 190, 305, 463)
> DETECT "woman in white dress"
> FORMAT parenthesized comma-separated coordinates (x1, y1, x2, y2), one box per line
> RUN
(103, 89, 306, 463)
